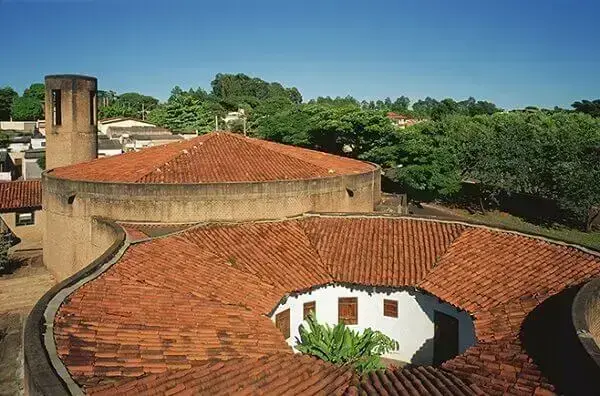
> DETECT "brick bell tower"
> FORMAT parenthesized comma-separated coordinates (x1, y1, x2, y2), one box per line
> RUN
(44, 75, 98, 169)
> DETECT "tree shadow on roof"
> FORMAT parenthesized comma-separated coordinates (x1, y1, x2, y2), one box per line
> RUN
(520, 284, 600, 396)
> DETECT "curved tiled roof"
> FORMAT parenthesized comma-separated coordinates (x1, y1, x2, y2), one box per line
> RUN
(0, 179, 42, 211)
(49, 132, 375, 183)
(53, 216, 600, 395)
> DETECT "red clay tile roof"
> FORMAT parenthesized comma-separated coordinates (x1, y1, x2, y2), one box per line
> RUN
(346, 366, 484, 395)
(53, 216, 600, 395)
(50, 132, 375, 183)
(0, 180, 42, 211)
(89, 354, 355, 396)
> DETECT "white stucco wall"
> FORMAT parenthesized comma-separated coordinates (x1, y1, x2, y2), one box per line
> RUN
(270, 284, 476, 365)
(98, 119, 156, 134)
(98, 148, 123, 157)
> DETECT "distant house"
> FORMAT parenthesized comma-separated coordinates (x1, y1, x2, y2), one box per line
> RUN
(123, 134, 184, 151)
(98, 117, 157, 135)
(8, 135, 31, 153)
(30, 129, 46, 150)
(98, 136, 123, 157)
(0, 151, 16, 181)
(223, 108, 246, 124)
(106, 126, 171, 139)
(23, 149, 45, 180)
(386, 112, 422, 129)
(0, 121, 36, 133)
(0, 180, 43, 245)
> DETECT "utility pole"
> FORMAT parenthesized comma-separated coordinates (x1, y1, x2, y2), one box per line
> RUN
(243, 117, 247, 136)
(141, 103, 146, 121)
(215, 115, 218, 130)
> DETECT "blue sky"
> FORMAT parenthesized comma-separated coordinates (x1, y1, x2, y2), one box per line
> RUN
(1, 0, 598, 109)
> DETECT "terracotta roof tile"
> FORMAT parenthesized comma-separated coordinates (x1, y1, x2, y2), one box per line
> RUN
(346, 366, 484, 395)
(301, 217, 466, 285)
(88, 354, 354, 395)
(418, 228, 600, 315)
(0, 180, 42, 211)
(52, 216, 600, 394)
(180, 221, 333, 292)
(54, 275, 290, 388)
(50, 132, 374, 183)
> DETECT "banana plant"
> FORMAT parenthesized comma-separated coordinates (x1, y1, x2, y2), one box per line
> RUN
(295, 312, 399, 373)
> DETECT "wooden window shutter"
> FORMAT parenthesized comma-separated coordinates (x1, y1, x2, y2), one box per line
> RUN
(338, 297, 358, 325)
(275, 309, 290, 339)
(384, 299, 398, 317)
(303, 301, 316, 319)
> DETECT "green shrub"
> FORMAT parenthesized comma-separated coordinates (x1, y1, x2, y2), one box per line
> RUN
(0, 233, 11, 273)
(295, 313, 399, 374)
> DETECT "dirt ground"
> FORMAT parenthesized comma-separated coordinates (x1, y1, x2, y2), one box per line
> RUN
(0, 251, 55, 396)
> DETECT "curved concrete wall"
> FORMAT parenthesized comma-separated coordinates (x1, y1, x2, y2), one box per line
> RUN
(43, 166, 380, 281)
(270, 284, 476, 365)
(572, 277, 600, 368)
(24, 218, 125, 396)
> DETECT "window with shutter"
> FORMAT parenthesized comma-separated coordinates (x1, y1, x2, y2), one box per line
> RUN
(338, 297, 358, 325)
(383, 299, 398, 317)
(275, 309, 290, 339)
(303, 301, 316, 319)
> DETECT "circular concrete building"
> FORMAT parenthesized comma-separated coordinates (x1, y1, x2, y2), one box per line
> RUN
(43, 132, 380, 280)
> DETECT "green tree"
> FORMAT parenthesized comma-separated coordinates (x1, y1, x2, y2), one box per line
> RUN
(37, 155, 46, 170)
(572, 99, 600, 117)
(0, 232, 11, 273)
(296, 313, 399, 374)
(0, 132, 9, 148)
(23, 83, 45, 101)
(11, 96, 43, 120)
(0, 87, 18, 120)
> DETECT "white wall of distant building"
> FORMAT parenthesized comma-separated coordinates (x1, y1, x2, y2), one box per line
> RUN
(98, 119, 156, 134)
(0, 121, 36, 133)
(270, 284, 476, 365)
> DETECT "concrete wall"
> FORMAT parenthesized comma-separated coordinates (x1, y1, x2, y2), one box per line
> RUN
(270, 284, 476, 365)
(43, 166, 380, 281)
(0, 121, 36, 132)
(44, 75, 97, 170)
(0, 209, 44, 243)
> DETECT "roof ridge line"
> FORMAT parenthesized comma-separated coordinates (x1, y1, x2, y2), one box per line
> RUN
(243, 135, 334, 174)
(133, 133, 219, 182)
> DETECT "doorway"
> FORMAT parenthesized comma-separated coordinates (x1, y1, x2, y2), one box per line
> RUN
(433, 310, 459, 365)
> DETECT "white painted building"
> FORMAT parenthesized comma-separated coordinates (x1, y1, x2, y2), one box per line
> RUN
(270, 284, 476, 365)
(0, 121, 36, 133)
(98, 117, 157, 135)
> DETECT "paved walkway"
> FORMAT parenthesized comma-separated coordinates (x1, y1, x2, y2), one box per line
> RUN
(0, 252, 55, 396)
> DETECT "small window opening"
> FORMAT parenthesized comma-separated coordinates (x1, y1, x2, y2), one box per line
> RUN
(67, 194, 76, 205)
(338, 297, 358, 325)
(52, 90, 62, 126)
(346, 188, 354, 197)
(384, 299, 398, 317)
(275, 309, 290, 339)
(303, 301, 316, 319)
(90, 91, 97, 125)
(15, 212, 35, 226)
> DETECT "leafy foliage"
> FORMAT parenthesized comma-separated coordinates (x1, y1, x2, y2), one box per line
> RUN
(572, 99, 600, 117)
(11, 96, 43, 120)
(295, 313, 399, 374)
(0, 87, 18, 120)
(393, 112, 600, 229)
(0, 233, 11, 273)
(23, 83, 45, 101)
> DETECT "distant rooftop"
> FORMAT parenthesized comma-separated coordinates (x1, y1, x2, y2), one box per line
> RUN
(0, 180, 42, 211)
(49, 132, 376, 184)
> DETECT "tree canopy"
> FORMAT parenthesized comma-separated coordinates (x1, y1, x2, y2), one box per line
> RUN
(0, 87, 18, 121)
(11, 96, 43, 121)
